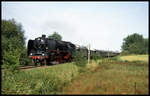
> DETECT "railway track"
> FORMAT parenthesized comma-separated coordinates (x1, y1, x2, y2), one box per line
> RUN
(19, 65, 54, 70)
(2, 62, 63, 71)
(1, 66, 35, 71)
(20, 63, 60, 70)
(20, 66, 36, 69)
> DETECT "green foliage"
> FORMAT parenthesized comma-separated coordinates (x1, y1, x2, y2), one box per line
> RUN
(2, 49, 20, 72)
(2, 19, 26, 72)
(48, 32, 62, 41)
(73, 49, 88, 69)
(19, 48, 32, 66)
(2, 19, 25, 50)
(92, 52, 102, 62)
(121, 33, 148, 54)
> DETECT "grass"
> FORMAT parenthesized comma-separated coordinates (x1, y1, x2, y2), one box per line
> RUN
(2, 54, 149, 94)
(62, 55, 149, 94)
(2, 62, 79, 95)
(118, 54, 149, 62)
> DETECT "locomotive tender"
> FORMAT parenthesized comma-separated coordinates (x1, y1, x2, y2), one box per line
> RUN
(27, 35, 119, 66)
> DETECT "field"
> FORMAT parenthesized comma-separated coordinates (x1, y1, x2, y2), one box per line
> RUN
(119, 55, 148, 62)
(62, 55, 149, 94)
(2, 55, 149, 94)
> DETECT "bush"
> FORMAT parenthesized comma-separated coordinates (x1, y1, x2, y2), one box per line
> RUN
(2, 49, 20, 72)
(73, 49, 88, 71)
(19, 48, 32, 66)
(92, 52, 103, 62)
(92, 52, 98, 62)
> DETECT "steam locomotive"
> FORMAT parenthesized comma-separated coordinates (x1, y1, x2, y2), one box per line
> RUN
(27, 35, 119, 66)
(27, 35, 76, 66)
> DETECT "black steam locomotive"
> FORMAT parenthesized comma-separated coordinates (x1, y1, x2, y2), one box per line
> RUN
(27, 35, 76, 66)
(27, 35, 120, 66)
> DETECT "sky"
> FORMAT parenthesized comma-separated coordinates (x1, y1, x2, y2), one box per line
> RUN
(2, 1, 149, 52)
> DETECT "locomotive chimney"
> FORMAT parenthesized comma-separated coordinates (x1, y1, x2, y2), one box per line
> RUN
(42, 34, 46, 39)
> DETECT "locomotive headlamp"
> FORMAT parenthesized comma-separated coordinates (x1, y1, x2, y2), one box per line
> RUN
(30, 53, 32, 55)
(42, 53, 44, 56)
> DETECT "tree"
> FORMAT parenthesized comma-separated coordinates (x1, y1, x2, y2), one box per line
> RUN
(48, 32, 62, 41)
(121, 33, 148, 54)
(2, 19, 26, 72)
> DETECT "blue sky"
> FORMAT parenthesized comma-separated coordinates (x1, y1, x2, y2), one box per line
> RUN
(2, 1, 149, 52)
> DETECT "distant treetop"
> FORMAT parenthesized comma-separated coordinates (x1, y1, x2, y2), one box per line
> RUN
(48, 32, 62, 41)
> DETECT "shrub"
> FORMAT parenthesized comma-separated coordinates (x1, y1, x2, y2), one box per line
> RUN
(73, 49, 88, 71)
(19, 48, 32, 66)
(2, 49, 20, 73)
(92, 52, 100, 62)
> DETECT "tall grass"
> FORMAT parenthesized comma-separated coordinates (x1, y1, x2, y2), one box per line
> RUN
(63, 55, 148, 94)
(2, 63, 79, 95)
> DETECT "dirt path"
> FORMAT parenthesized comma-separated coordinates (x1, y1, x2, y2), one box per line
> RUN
(20, 65, 54, 71)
